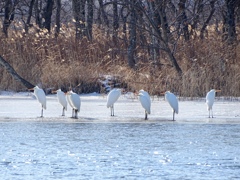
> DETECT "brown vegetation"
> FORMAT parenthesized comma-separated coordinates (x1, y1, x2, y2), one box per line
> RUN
(0, 23, 240, 97)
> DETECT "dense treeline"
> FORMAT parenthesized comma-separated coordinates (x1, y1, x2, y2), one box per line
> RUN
(0, 0, 239, 97)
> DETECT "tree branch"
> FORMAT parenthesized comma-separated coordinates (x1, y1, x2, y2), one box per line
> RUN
(0, 55, 34, 89)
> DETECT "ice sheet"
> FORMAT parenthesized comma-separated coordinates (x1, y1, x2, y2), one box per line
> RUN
(0, 91, 240, 123)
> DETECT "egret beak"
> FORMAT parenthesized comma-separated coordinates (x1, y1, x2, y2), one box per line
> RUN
(28, 88, 34, 91)
(160, 92, 165, 95)
(215, 90, 221, 92)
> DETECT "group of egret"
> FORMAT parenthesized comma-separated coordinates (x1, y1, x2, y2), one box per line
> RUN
(106, 88, 220, 120)
(133, 90, 178, 120)
(30, 86, 81, 118)
(29, 86, 220, 120)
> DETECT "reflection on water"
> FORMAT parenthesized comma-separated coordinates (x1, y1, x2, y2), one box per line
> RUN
(0, 122, 240, 179)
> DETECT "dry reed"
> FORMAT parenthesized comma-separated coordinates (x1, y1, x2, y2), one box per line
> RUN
(0, 22, 239, 97)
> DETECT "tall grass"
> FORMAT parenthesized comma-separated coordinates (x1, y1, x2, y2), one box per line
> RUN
(0, 22, 239, 97)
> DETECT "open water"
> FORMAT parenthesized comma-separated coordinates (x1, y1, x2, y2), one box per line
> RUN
(0, 122, 239, 179)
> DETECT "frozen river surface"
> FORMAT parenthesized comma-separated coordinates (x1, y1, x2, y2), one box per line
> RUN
(0, 92, 240, 179)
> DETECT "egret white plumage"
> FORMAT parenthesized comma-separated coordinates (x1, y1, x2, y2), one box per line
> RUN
(66, 90, 75, 117)
(139, 89, 151, 102)
(107, 88, 121, 116)
(163, 91, 178, 121)
(66, 90, 81, 119)
(52, 89, 67, 116)
(206, 89, 221, 118)
(138, 90, 151, 120)
(29, 86, 46, 117)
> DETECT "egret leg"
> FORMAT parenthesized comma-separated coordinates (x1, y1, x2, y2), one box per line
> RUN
(145, 111, 148, 120)
(110, 107, 113, 116)
(112, 105, 115, 116)
(72, 108, 74, 118)
(173, 111, 175, 121)
(208, 110, 210, 118)
(75, 110, 78, 119)
(40, 107, 43, 118)
(212, 109, 214, 118)
(62, 107, 65, 116)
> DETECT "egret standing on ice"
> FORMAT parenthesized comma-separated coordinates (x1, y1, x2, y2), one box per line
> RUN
(29, 86, 46, 117)
(66, 90, 81, 119)
(163, 91, 178, 121)
(206, 89, 221, 118)
(52, 89, 67, 116)
(107, 88, 121, 116)
(138, 90, 151, 120)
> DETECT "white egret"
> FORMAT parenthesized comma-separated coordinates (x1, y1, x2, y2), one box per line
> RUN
(206, 89, 221, 118)
(66, 90, 81, 119)
(52, 89, 68, 116)
(29, 86, 46, 117)
(107, 88, 121, 116)
(138, 91, 151, 120)
(139, 89, 151, 102)
(163, 91, 178, 121)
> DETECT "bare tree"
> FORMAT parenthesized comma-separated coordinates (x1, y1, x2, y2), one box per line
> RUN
(0, 55, 34, 89)
(86, 0, 93, 41)
(200, 0, 216, 39)
(127, 0, 137, 68)
(112, 0, 119, 44)
(25, 0, 35, 33)
(140, 0, 183, 75)
(55, 0, 61, 37)
(97, 0, 110, 29)
(223, 0, 237, 44)
(177, 0, 189, 41)
(35, 0, 43, 28)
(3, 0, 16, 37)
(43, 0, 54, 32)
(72, 0, 87, 39)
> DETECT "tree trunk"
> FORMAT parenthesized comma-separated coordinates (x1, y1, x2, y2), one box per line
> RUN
(98, 0, 110, 28)
(55, 0, 61, 38)
(35, 0, 43, 29)
(120, 6, 128, 48)
(178, 0, 189, 41)
(225, 0, 236, 44)
(3, 0, 15, 37)
(43, 0, 54, 32)
(86, 0, 93, 41)
(0, 55, 34, 89)
(112, 0, 119, 44)
(165, 47, 182, 74)
(148, 1, 160, 62)
(72, 0, 81, 39)
(200, 0, 216, 39)
(157, 0, 171, 42)
(127, 1, 137, 69)
(191, 0, 203, 31)
(25, 0, 35, 34)
(72, 0, 87, 39)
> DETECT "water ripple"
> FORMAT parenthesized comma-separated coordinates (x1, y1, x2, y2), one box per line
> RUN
(0, 123, 239, 179)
